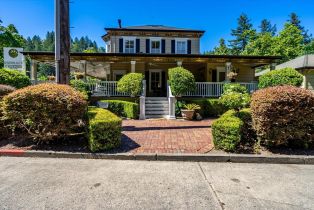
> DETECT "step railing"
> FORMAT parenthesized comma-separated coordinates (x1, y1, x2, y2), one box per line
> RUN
(184, 82, 258, 97)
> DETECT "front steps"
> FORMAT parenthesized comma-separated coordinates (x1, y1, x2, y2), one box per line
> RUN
(145, 97, 169, 119)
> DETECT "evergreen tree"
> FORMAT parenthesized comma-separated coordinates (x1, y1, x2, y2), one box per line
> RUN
(273, 23, 305, 62)
(288, 12, 312, 44)
(229, 13, 255, 54)
(213, 38, 230, 55)
(259, 19, 276, 36)
(42, 31, 55, 51)
(243, 32, 276, 56)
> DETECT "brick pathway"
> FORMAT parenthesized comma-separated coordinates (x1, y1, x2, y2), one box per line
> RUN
(121, 119, 214, 154)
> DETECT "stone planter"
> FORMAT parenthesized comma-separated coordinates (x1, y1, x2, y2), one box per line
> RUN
(181, 109, 195, 120)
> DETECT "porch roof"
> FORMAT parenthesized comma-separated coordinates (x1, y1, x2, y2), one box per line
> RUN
(22, 52, 281, 68)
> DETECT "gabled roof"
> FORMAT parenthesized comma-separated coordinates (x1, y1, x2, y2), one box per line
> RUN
(104, 25, 205, 33)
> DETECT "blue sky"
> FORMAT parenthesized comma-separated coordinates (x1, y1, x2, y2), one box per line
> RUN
(0, 0, 313, 52)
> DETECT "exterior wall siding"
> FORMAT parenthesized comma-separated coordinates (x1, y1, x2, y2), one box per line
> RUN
(109, 36, 200, 54)
(304, 71, 314, 91)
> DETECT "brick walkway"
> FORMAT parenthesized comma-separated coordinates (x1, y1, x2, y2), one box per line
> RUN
(121, 119, 214, 154)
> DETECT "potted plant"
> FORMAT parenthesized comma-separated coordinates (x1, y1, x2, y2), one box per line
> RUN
(181, 103, 201, 120)
(227, 71, 238, 82)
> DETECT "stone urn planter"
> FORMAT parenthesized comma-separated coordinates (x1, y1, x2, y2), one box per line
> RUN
(181, 104, 201, 120)
(181, 109, 195, 120)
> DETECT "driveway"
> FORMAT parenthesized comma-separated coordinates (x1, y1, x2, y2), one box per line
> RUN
(121, 119, 214, 153)
(0, 157, 313, 210)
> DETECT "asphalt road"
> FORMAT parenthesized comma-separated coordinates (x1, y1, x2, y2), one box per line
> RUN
(0, 157, 313, 210)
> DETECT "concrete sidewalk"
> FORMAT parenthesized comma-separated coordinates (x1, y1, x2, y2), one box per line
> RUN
(0, 157, 313, 210)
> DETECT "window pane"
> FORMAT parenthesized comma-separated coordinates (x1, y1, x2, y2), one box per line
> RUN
(151, 40, 161, 53)
(125, 40, 135, 53)
(176, 41, 186, 54)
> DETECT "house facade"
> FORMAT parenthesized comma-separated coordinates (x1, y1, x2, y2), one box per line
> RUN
(23, 24, 281, 119)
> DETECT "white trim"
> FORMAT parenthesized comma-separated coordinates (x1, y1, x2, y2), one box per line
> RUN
(217, 67, 226, 82)
(113, 70, 126, 81)
(149, 69, 162, 92)
(150, 37, 162, 54)
(122, 36, 136, 53)
(175, 38, 188, 54)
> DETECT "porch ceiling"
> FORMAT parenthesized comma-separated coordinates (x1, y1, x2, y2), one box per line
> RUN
(22, 52, 281, 67)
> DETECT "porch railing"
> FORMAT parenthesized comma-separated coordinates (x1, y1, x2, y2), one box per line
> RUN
(88, 81, 129, 97)
(184, 82, 258, 97)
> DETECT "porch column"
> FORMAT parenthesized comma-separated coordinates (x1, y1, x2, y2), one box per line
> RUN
(302, 71, 308, 89)
(131, 61, 136, 73)
(225, 62, 232, 82)
(270, 63, 277, 70)
(79, 60, 87, 81)
(177, 60, 183, 67)
(31, 60, 38, 84)
(206, 63, 211, 82)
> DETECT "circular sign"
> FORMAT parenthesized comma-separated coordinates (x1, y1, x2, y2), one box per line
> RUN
(8, 49, 19, 58)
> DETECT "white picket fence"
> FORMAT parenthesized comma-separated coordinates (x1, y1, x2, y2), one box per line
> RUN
(184, 82, 258, 97)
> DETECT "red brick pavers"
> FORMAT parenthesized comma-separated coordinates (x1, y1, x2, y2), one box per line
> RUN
(121, 119, 214, 154)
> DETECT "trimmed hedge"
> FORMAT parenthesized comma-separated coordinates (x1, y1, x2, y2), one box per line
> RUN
(87, 107, 122, 152)
(251, 85, 314, 148)
(0, 68, 31, 88)
(212, 110, 244, 152)
(100, 100, 139, 119)
(70, 79, 89, 99)
(179, 98, 227, 117)
(117, 73, 144, 96)
(2, 83, 87, 141)
(258, 67, 303, 89)
(0, 84, 15, 99)
(212, 109, 255, 152)
(168, 67, 196, 96)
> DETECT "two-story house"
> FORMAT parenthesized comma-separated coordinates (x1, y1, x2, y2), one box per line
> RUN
(24, 23, 281, 98)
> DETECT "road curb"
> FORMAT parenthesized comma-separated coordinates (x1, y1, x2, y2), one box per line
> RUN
(0, 149, 313, 164)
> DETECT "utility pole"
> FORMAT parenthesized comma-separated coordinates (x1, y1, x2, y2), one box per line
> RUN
(55, 0, 70, 84)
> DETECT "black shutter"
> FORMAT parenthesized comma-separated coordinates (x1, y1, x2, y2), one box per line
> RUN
(161, 39, 166, 54)
(212, 70, 217, 82)
(187, 40, 192, 54)
(136, 39, 140, 53)
(171, 40, 175, 54)
(146, 39, 150, 53)
(119, 38, 123, 53)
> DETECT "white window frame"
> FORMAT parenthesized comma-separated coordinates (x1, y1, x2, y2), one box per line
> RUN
(175, 38, 188, 54)
(123, 37, 136, 53)
(150, 37, 161, 54)
(149, 69, 162, 92)
(105, 41, 111, 53)
(113, 70, 126, 81)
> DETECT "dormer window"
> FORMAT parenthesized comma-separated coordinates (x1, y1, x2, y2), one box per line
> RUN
(176, 39, 187, 54)
(124, 38, 135, 53)
(150, 38, 161, 54)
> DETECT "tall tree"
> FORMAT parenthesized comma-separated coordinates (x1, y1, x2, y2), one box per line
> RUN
(304, 40, 314, 54)
(273, 23, 305, 62)
(42, 31, 55, 51)
(243, 32, 276, 56)
(229, 13, 255, 54)
(213, 38, 230, 55)
(259, 19, 277, 36)
(288, 12, 312, 44)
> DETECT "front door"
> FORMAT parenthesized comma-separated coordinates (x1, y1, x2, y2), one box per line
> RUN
(149, 70, 164, 97)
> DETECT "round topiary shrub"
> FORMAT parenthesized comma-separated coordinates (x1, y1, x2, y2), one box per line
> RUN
(117, 73, 144, 96)
(0, 68, 31, 89)
(219, 92, 251, 111)
(2, 83, 88, 141)
(168, 67, 195, 97)
(0, 84, 16, 99)
(258, 67, 303, 89)
(251, 85, 314, 148)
